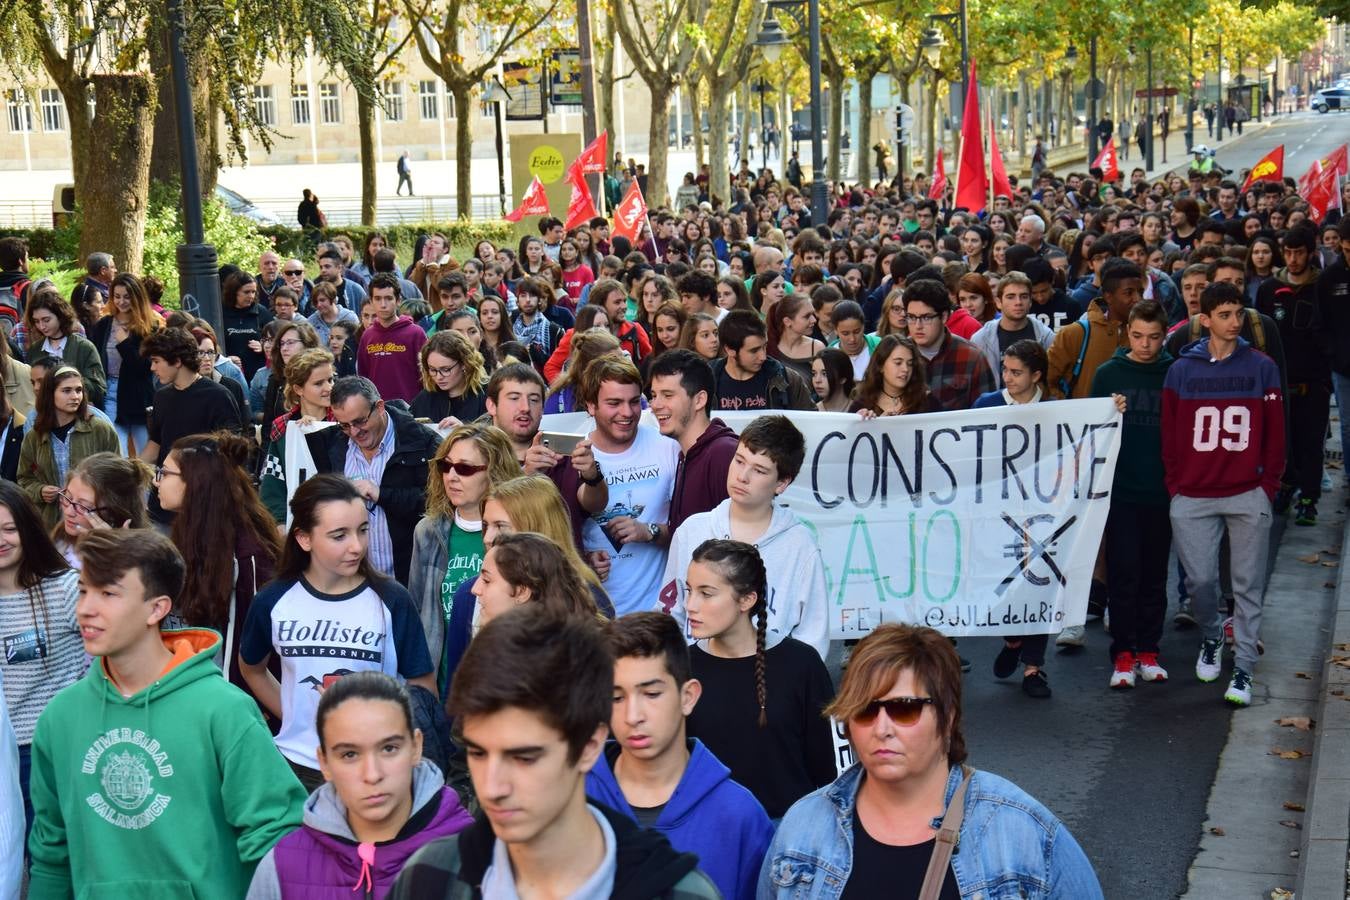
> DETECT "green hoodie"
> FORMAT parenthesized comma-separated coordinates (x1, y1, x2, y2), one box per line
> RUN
(27, 628, 306, 900)
(1089, 346, 1174, 505)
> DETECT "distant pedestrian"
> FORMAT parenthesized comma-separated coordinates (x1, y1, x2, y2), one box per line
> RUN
(1120, 115, 1132, 160)
(1203, 102, 1215, 137)
(397, 151, 414, 196)
(1031, 137, 1047, 181)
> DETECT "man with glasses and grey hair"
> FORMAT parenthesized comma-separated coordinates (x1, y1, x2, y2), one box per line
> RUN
(278, 258, 314, 312)
(303, 375, 440, 582)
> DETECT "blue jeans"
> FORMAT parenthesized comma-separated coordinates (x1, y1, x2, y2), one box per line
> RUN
(104, 376, 149, 457)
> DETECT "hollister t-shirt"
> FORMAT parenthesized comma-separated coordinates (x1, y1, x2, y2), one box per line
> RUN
(239, 576, 433, 769)
(583, 425, 679, 616)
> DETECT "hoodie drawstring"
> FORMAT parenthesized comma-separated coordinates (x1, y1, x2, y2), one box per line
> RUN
(351, 842, 375, 897)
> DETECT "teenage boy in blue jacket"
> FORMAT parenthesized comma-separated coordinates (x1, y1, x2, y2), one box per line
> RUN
(587, 612, 773, 900)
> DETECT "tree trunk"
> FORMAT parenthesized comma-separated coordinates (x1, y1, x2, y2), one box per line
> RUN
(81, 74, 156, 274)
(357, 90, 378, 226)
(599, 13, 616, 141)
(148, 21, 216, 199)
(857, 70, 874, 185)
(647, 83, 672, 208)
(925, 71, 938, 178)
(707, 84, 731, 205)
(452, 86, 473, 219)
(1017, 72, 1028, 158)
(826, 70, 844, 185)
(738, 80, 753, 172)
(691, 84, 706, 170)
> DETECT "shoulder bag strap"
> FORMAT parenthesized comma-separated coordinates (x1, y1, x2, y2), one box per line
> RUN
(919, 765, 973, 900)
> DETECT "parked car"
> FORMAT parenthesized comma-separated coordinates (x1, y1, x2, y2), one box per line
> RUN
(51, 183, 281, 227)
(1312, 87, 1350, 113)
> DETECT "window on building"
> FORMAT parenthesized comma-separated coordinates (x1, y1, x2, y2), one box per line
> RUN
(40, 89, 65, 132)
(5, 90, 33, 134)
(419, 80, 439, 120)
(445, 91, 456, 119)
(292, 84, 311, 125)
(320, 82, 341, 124)
(383, 81, 405, 122)
(252, 85, 276, 128)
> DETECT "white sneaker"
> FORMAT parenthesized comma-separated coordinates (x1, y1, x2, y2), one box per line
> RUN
(1196, 639, 1222, 682)
(1109, 652, 1136, 689)
(1224, 667, 1253, 706)
(1056, 625, 1086, 648)
(1136, 653, 1169, 682)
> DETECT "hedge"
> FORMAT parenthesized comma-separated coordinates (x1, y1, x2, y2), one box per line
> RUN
(256, 222, 517, 263)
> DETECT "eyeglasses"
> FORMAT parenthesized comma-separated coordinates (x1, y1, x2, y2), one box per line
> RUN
(284, 269, 305, 276)
(57, 491, 110, 518)
(154, 466, 182, 484)
(426, 363, 461, 378)
(196, 350, 216, 359)
(278, 338, 304, 349)
(437, 459, 489, 476)
(336, 404, 379, 433)
(853, 696, 934, 726)
(903, 313, 941, 325)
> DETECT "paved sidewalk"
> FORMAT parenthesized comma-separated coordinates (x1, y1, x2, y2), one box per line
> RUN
(1180, 416, 1344, 899)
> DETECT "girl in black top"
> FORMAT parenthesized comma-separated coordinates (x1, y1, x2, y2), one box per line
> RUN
(410, 330, 489, 430)
(683, 539, 835, 819)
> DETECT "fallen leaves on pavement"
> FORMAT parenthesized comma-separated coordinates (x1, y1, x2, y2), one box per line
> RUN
(1274, 716, 1315, 731)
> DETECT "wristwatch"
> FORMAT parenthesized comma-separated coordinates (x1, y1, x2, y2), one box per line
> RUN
(581, 462, 604, 486)
(647, 522, 661, 542)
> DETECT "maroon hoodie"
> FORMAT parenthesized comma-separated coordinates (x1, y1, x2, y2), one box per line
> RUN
(357, 314, 427, 403)
(669, 418, 740, 530)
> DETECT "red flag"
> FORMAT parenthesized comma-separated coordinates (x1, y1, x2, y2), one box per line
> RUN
(503, 176, 549, 223)
(989, 115, 1013, 199)
(929, 148, 948, 200)
(1241, 145, 1284, 192)
(575, 131, 609, 175)
(1302, 162, 1342, 223)
(954, 62, 987, 213)
(563, 164, 599, 230)
(611, 180, 648, 244)
(1298, 144, 1347, 198)
(1091, 138, 1120, 183)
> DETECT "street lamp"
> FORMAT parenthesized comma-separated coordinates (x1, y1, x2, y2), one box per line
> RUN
(924, 3, 970, 123)
(483, 77, 512, 217)
(754, 0, 827, 226)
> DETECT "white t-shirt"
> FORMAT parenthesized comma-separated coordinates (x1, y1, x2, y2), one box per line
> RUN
(849, 345, 871, 380)
(583, 425, 679, 616)
(239, 576, 432, 769)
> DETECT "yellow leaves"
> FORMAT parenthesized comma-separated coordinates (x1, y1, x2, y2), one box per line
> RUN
(1275, 716, 1314, 731)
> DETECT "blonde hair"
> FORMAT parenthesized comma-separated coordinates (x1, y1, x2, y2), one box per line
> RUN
(283, 348, 336, 407)
(424, 421, 519, 521)
(548, 329, 621, 403)
(419, 329, 488, 395)
(485, 475, 610, 602)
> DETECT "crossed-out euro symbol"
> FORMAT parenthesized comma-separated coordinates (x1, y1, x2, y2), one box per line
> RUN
(995, 513, 1077, 596)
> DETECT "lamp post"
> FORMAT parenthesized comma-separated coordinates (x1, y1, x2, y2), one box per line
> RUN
(1145, 47, 1155, 170)
(919, 0, 970, 125)
(166, 0, 221, 335)
(754, 1, 827, 226)
(483, 77, 511, 217)
(1185, 25, 1195, 152)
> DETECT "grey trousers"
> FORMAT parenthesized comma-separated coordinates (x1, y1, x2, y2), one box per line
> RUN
(1169, 487, 1273, 672)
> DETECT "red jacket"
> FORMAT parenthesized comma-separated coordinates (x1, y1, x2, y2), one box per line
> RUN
(544, 320, 652, 381)
(946, 307, 983, 340)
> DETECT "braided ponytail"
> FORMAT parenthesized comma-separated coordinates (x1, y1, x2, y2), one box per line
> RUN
(691, 538, 771, 729)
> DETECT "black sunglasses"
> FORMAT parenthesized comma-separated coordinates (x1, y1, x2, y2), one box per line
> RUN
(854, 696, 934, 726)
(437, 459, 489, 476)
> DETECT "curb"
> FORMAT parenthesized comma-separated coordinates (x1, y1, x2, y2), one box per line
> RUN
(1296, 503, 1350, 897)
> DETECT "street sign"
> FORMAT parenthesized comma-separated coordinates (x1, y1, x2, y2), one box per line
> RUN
(550, 49, 583, 107)
(1086, 78, 1107, 100)
(503, 61, 545, 121)
(895, 103, 914, 145)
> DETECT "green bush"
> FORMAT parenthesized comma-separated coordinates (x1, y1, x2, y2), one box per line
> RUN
(27, 259, 83, 297)
(256, 221, 515, 266)
(142, 183, 274, 307)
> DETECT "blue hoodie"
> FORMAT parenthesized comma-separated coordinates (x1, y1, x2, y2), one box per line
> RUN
(586, 739, 773, 900)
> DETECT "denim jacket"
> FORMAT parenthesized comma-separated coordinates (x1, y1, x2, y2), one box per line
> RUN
(757, 764, 1103, 900)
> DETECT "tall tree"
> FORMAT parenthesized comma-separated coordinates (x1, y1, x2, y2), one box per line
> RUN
(692, 0, 763, 203)
(406, 0, 561, 219)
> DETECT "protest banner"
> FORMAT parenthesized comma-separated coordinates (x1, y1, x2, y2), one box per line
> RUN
(542, 398, 1121, 638)
(281, 420, 337, 528)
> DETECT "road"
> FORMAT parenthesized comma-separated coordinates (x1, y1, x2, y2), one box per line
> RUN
(1159, 109, 1348, 185)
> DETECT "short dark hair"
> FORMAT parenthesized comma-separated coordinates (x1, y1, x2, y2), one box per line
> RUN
(1127, 298, 1169, 328)
(738, 414, 805, 481)
(318, 247, 344, 265)
(450, 605, 611, 765)
(368, 272, 401, 297)
(317, 672, 415, 751)
(79, 528, 186, 605)
(487, 362, 547, 402)
(436, 272, 469, 294)
(1087, 234, 1116, 258)
(1200, 281, 1245, 315)
(675, 271, 716, 304)
(1114, 231, 1146, 255)
(1206, 257, 1244, 280)
(1281, 223, 1318, 253)
(330, 375, 382, 409)
(140, 326, 198, 368)
(890, 248, 929, 284)
(718, 309, 767, 353)
(1099, 258, 1142, 295)
(647, 349, 715, 410)
(605, 612, 693, 687)
(904, 279, 951, 316)
(538, 216, 563, 234)
(0, 237, 27, 270)
(1022, 257, 1054, 287)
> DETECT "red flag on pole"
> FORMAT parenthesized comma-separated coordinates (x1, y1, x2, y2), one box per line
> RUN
(929, 147, 948, 200)
(989, 114, 1013, 200)
(563, 164, 600, 230)
(1298, 144, 1347, 197)
(954, 62, 987, 213)
(1091, 138, 1120, 183)
(611, 180, 648, 243)
(1241, 145, 1285, 192)
(1302, 162, 1343, 223)
(503, 176, 550, 223)
(575, 131, 609, 175)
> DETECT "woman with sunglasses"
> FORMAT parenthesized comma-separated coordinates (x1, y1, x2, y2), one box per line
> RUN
(50, 452, 152, 567)
(760, 623, 1103, 899)
(407, 421, 519, 699)
(240, 474, 437, 793)
(18, 366, 120, 530)
(683, 539, 835, 822)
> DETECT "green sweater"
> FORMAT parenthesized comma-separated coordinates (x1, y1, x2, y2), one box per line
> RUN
(27, 628, 305, 900)
(1089, 347, 1174, 506)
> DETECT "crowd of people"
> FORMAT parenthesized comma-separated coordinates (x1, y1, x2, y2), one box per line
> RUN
(0, 146, 1346, 898)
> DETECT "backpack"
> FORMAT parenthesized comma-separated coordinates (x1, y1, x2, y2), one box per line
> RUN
(1057, 315, 1092, 398)
(1187, 308, 1266, 353)
(0, 278, 28, 336)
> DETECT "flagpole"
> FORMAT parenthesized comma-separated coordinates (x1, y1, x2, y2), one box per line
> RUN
(987, 103, 995, 215)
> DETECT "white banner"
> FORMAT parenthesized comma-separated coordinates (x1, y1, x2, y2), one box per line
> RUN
(545, 399, 1122, 638)
(282, 420, 337, 529)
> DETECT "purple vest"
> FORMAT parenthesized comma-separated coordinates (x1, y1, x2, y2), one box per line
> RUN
(272, 787, 472, 899)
